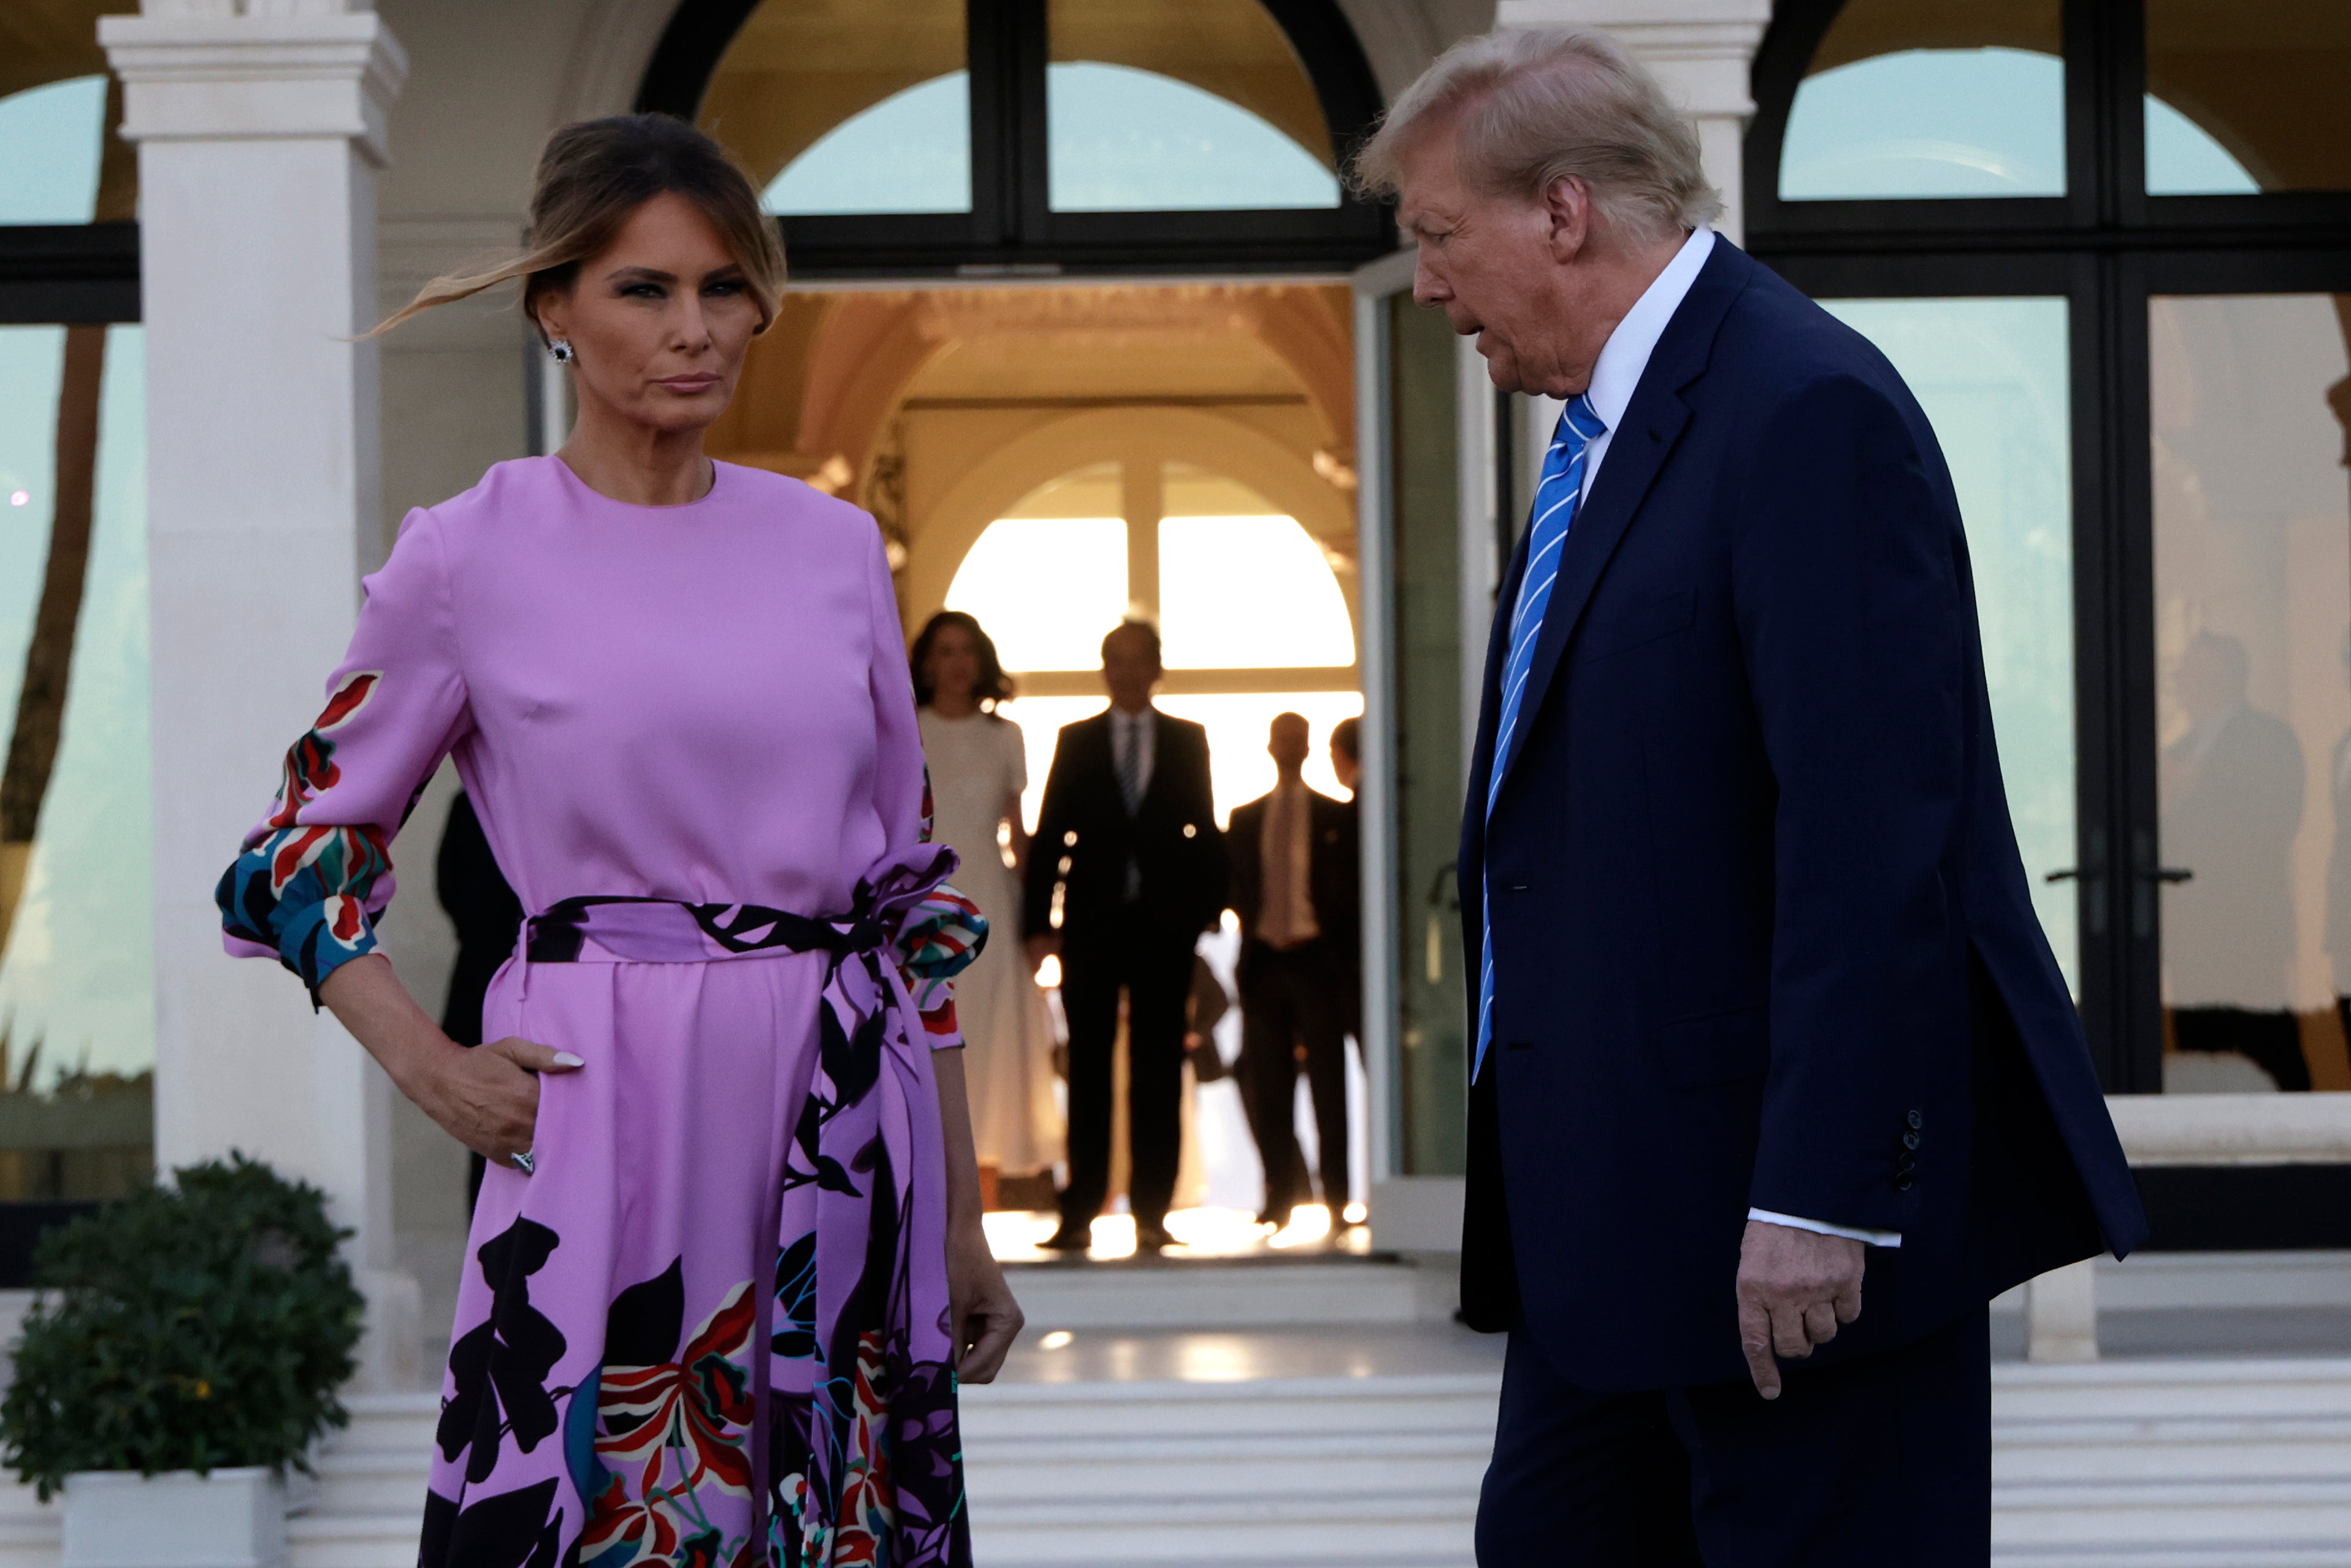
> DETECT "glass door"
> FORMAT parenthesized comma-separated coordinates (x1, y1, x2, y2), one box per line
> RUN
(2149, 289, 2351, 1094)
(1354, 250, 1499, 1182)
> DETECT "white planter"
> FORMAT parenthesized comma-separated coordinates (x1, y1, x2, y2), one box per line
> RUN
(60, 1467, 288, 1568)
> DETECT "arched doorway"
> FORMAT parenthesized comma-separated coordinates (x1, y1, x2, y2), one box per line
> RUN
(648, 0, 1389, 1250)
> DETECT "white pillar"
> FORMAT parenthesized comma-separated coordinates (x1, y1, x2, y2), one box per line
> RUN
(2025, 1256, 2102, 1363)
(1494, 0, 1773, 245)
(101, 1, 419, 1389)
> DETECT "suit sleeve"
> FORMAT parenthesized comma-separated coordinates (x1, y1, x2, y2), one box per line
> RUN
(1025, 729, 1074, 939)
(1732, 372, 1964, 1236)
(1191, 725, 1229, 927)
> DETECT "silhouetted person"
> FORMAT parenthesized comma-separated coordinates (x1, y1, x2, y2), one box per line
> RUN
(435, 789, 524, 1206)
(2164, 632, 2309, 1090)
(1025, 621, 1226, 1252)
(1228, 713, 1360, 1228)
(1329, 716, 1364, 1042)
(2329, 721, 2351, 1066)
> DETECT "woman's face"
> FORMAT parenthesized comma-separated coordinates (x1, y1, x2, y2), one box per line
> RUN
(927, 624, 981, 703)
(535, 190, 763, 437)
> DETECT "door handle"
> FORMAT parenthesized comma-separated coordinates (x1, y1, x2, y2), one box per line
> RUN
(2146, 866, 2193, 884)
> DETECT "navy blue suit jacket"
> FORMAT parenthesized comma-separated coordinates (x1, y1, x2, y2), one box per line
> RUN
(1458, 239, 2146, 1391)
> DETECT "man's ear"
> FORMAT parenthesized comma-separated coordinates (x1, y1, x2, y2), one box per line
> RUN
(1541, 175, 1592, 264)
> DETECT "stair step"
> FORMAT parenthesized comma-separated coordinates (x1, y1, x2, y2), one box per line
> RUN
(1993, 1548, 2351, 1568)
(287, 1510, 421, 1568)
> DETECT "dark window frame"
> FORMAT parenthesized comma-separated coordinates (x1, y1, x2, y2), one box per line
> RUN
(0, 221, 139, 326)
(0, 207, 139, 1283)
(1749, 0, 2351, 1249)
(638, 0, 1391, 277)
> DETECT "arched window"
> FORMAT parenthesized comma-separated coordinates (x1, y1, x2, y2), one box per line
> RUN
(0, 63, 151, 1229)
(942, 457, 1361, 825)
(641, 0, 1386, 275)
(1751, 0, 2351, 1158)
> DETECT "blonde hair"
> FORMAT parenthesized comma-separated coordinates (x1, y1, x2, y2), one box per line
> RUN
(373, 113, 787, 339)
(1351, 28, 1722, 243)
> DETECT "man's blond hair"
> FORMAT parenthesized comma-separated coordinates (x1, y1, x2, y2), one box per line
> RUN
(1351, 28, 1722, 243)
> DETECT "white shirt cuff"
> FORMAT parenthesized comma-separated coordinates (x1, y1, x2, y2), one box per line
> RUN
(1748, 1207, 1902, 1249)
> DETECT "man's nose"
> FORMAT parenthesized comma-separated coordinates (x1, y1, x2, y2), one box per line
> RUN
(1412, 257, 1450, 308)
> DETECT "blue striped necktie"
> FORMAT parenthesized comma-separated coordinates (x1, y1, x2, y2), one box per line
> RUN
(1475, 394, 1607, 1081)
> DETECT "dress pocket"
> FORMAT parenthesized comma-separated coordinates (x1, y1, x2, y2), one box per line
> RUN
(1659, 1001, 1768, 1088)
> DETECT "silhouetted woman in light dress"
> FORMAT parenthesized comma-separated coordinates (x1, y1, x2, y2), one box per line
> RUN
(912, 611, 1064, 1196)
(215, 117, 1018, 1566)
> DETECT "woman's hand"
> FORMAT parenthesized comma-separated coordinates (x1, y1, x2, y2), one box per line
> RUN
(318, 954, 582, 1169)
(947, 1225, 1023, 1382)
(410, 1036, 584, 1168)
(929, 1044, 1023, 1379)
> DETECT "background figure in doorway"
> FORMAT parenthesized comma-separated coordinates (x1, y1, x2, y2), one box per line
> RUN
(433, 789, 522, 1208)
(1329, 715, 1365, 1042)
(2329, 716, 2351, 1069)
(1228, 713, 1361, 1229)
(913, 611, 1065, 1202)
(1026, 621, 1226, 1252)
(2163, 631, 2310, 1090)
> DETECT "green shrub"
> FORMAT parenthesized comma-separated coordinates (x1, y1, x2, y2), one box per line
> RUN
(0, 1152, 367, 1499)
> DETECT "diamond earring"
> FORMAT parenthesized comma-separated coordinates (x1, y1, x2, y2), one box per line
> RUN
(548, 338, 575, 364)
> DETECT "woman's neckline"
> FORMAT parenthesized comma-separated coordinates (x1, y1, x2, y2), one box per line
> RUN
(549, 452, 728, 511)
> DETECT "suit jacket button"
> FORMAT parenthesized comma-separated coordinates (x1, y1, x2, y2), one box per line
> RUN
(1894, 1175, 1915, 1191)
(1902, 1131, 1921, 1150)
(1906, 1109, 1923, 1130)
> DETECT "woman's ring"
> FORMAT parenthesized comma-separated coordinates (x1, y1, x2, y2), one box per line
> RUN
(513, 1150, 535, 1176)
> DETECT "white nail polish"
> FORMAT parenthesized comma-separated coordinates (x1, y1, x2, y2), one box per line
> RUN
(554, 1052, 584, 1067)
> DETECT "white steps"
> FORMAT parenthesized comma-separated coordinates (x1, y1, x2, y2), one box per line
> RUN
(0, 1356, 2344, 1565)
(960, 1373, 1495, 1567)
(1991, 1360, 2351, 1567)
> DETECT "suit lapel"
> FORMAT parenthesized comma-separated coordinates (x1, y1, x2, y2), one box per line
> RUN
(1492, 239, 1756, 811)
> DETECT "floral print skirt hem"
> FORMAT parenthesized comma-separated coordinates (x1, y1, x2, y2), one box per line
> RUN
(421, 934, 970, 1567)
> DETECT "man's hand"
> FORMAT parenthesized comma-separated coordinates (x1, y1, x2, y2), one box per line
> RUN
(1735, 1219, 1865, 1399)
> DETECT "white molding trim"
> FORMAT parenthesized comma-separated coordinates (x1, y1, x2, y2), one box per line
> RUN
(100, 10, 408, 165)
(2108, 1092, 2351, 1166)
(1334, 0, 1445, 103)
(554, 0, 686, 124)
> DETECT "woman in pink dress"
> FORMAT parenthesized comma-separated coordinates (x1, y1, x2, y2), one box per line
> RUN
(215, 116, 1020, 1566)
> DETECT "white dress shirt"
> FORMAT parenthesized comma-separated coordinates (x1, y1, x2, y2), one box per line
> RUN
(1110, 706, 1156, 805)
(1572, 225, 1900, 1251)
(1258, 778, 1321, 948)
(1111, 706, 1156, 902)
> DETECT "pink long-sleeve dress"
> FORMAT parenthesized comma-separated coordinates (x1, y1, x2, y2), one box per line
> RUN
(216, 456, 982, 1567)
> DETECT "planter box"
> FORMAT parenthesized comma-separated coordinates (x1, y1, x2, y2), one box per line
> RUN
(61, 1466, 288, 1568)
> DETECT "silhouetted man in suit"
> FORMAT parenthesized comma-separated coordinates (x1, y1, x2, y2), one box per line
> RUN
(2163, 631, 2309, 1090)
(1025, 621, 1226, 1252)
(1228, 713, 1361, 1228)
(1363, 28, 2145, 1564)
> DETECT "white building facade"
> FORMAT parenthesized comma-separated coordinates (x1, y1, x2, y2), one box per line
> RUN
(0, 0, 2342, 1391)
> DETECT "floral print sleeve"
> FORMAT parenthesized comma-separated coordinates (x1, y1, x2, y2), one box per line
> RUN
(862, 524, 985, 1047)
(216, 511, 473, 1000)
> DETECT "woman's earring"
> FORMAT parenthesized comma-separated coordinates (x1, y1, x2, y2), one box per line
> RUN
(548, 338, 575, 364)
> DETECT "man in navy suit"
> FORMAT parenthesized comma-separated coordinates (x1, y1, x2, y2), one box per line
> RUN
(1356, 29, 2147, 1564)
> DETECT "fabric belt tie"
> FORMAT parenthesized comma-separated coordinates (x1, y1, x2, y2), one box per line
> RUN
(521, 844, 981, 1561)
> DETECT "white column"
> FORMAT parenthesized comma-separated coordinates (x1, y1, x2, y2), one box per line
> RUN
(102, 1, 418, 1388)
(2025, 1256, 2102, 1363)
(1495, 0, 1773, 245)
